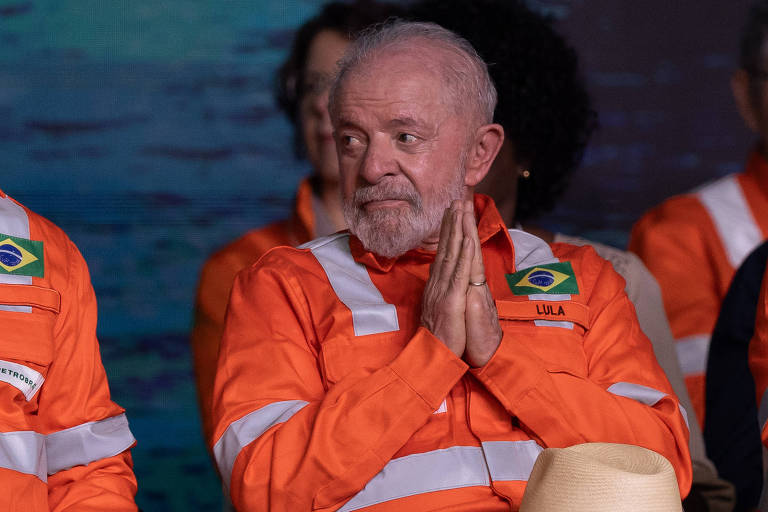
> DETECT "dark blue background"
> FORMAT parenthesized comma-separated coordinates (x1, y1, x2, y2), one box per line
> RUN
(0, 0, 753, 509)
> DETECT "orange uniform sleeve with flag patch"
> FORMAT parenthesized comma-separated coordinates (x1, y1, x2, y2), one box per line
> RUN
(472, 247, 692, 497)
(0, 193, 137, 512)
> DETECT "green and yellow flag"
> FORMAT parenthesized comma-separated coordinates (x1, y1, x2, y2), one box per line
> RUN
(0, 233, 44, 277)
(506, 262, 578, 295)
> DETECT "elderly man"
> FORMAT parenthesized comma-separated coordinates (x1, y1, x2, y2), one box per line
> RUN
(211, 21, 691, 511)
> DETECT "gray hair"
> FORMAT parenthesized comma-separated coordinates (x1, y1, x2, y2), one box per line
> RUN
(328, 20, 497, 126)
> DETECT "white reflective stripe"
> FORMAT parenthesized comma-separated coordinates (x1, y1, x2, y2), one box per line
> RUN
(607, 382, 689, 429)
(533, 320, 574, 329)
(46, 413, 136, 475)
(528, 293, 571, 301)
(302, 234, 399, 337)
(0, 196, 31, 244)
(213, 400, 308, 489)
(759, 388, 768, 434)
(482, 440, 543, 481)
(696, 174, 763, 269)
(339, 441, 544, 511)
(0, 305, 32, 312)
(608, 382, 665, 406)
(675, 334, 710, 376)
(509, 229, 558, 269)
(0, 359, 44, 400)
(339, 446, 490, 512)
(0, 197, 33, 312)
(0, 430, 46, 481)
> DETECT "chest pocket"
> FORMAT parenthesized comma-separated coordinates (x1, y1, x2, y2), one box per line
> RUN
(496, 299, 589, 377)
(0, 283, 59, 366)
(320, 332, 406, 386)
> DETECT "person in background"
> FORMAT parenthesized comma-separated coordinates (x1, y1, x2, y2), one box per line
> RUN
(706, 240, 768, 511)
(210, 20, 691, 510)
(0, 188, 138, 510)
(629, 0, 768, 432)
(410, 0, 733, 509)
(747, 252, 768, 512)
(190, 0, 401, 446)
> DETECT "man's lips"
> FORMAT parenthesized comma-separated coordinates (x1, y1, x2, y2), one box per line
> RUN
(361, 199, 409, 210)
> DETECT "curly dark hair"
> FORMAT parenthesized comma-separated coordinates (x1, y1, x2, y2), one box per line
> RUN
(410, 0, 597, 221)
(275, 0, 403, 158)
(740, 0, 768, 76)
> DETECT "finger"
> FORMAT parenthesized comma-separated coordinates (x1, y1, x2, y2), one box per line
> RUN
(431, 207, 453, 277)
(438, 204, 465, 282)
(461, 204, 486, 284)
(450, 235, 474, 293)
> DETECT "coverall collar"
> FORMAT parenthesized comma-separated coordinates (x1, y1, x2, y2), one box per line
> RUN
(349, 194, 514, 273)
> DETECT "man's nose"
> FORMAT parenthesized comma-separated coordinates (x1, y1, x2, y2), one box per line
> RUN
(359, 137, 397, 184)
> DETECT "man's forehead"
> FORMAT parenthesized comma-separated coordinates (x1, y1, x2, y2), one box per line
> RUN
(338, 56, 445, 111)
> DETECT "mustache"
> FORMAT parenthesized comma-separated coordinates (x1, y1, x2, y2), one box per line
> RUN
(352, 180, 422, 208)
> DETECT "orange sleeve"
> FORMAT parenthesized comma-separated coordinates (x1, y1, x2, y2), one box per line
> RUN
(629, 197, 729, 424)
(748, 264, 768, 447)
(42, 238, 137, 512)
(192, 221, 305, 445)
(211, 251, 468, 511)
(191, 250, 242, 445)
(629, 197, 725, 339)
(472, 251, 692, 498)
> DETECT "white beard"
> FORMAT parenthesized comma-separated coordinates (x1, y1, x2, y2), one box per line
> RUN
(343, 167, 467, 259)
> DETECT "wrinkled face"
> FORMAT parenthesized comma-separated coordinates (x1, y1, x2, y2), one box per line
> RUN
(299, 30, 350, 184)
(333, 51, 472, 258)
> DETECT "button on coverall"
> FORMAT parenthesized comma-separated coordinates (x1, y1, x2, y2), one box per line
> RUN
(0, 189, 138, 510)
(213, 195, 692, 511)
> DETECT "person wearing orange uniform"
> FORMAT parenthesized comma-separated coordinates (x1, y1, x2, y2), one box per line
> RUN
(629, 0, 768, 428)
(191, 1, 401, 445)
(211, 21, 692, 510)
(0, 189, 138, 510)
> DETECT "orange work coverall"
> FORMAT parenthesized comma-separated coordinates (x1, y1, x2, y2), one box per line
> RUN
(630, 150, 768, 426)
(192, 179, 315, 443)
(0, 189, 138, 511)
(212, 195, 692, 511)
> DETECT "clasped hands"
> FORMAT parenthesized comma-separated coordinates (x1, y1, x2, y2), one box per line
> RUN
(420, 200, 502, 367)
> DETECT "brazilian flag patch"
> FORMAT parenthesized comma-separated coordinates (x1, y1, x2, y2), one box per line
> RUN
(0, 233, 44, 277)
(506, 262, 579, 295)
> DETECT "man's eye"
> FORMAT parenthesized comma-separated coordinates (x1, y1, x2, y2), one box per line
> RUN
(342, 135, 361, 146)
(397, 133, 417, 144)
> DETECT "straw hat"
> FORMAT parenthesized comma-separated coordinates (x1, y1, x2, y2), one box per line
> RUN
(519, 443, 682, 512)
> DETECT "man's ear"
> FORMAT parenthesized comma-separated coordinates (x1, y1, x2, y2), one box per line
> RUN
(732, 69, 761, 133)
(464, 123, 505, 187)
